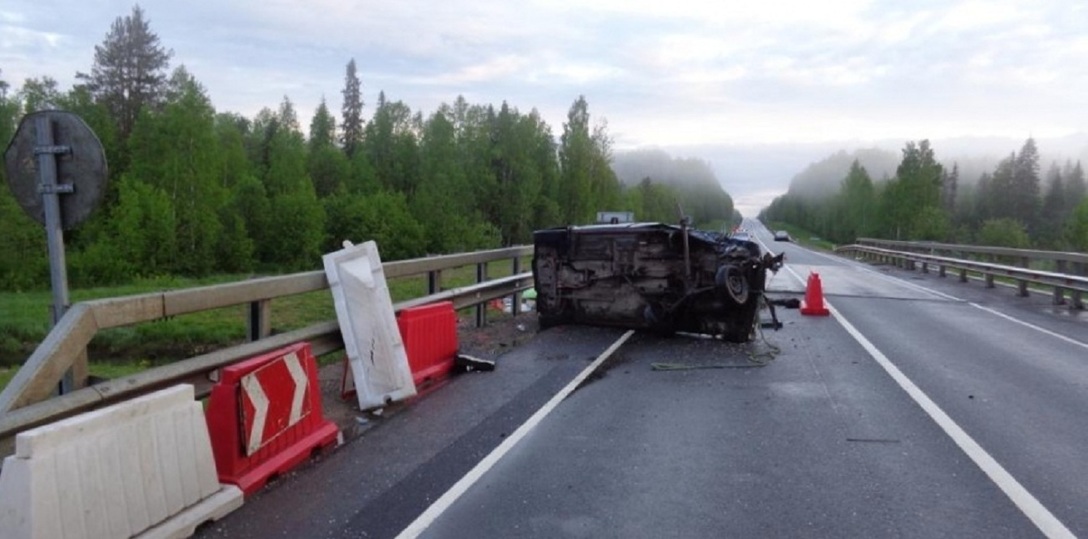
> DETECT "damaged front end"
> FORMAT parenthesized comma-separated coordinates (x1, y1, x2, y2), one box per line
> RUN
(532, 221, 784, 342)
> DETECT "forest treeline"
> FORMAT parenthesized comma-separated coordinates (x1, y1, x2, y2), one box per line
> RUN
(0, 6, 735, 292)
(760, 139, 1088, 251)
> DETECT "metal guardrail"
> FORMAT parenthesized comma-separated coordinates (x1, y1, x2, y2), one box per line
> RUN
(854, 238, 1088, 269)
(837, 243, 1088, 309)
(0, 245, 534, 446)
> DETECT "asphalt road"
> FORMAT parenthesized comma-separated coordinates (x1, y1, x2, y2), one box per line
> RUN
(201, 221, 1088, 538)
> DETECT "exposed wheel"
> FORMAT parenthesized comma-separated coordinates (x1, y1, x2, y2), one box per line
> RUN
(715, 265, 749, 304)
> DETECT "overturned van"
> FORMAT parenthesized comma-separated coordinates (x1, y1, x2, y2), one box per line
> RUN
(532, 222, 783, 342)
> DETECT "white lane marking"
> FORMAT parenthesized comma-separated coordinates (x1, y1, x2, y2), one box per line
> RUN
(783, 264, 1074, 538)
(844, 260, 1088, 348)
(851, 263, 962, 302)
(969, 303, 1088, 351)
(768, 238, 1087, 347)
(396, 329, 637, 539)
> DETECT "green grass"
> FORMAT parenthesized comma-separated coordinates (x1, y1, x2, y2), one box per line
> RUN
(0, 256, 533, 392)
(0, 367, 13, 391)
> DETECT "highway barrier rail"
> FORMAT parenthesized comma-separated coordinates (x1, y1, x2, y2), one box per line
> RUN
(0, 384, 244, 538)
(837, 239, 1088, 309)
(0, 246, 533, 456)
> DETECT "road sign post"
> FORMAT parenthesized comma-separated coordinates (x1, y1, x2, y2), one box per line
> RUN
(34, 116, 72, 335)
(4, 111, 108, 394)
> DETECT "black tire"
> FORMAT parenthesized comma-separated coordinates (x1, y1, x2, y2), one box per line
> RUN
(715, 265, 749, 304)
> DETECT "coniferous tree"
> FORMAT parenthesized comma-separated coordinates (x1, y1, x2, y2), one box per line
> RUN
(983, 154, 1017, 223)
(309, 97, 336, 149)
(941, 163, 958, 214)
(308, 99, 348, 197)
(340, 59, 364, 157)
(838, 160, 876, 241)
(1068, 199, 1088, 251)
(898, 140, 943, 237)
(1011, 138, 1041, 233)
(77, 5, 172, 140)
(1040, 164, 1066, 247)
(1064, 161, 1086, 211)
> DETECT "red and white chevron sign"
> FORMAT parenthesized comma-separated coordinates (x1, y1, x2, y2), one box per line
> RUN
(240, 349, 312, 455)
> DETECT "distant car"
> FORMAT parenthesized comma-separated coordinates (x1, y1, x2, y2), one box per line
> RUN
(731, 232, 752, 242)
(773, 230, 791, 242)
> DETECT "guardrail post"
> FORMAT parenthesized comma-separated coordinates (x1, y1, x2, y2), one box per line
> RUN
(247, 299, 271, 341)
(985, 274, 995, 288)
(1073, 262, 1086, 309)
(1017, 279, 1028, 297)
(428, 270, 442, 295)
(938, 265, 946, 278)
(959, 268, 967, 283)
(475, 262, 487, 328)
(1051, 261, 1066, 304)
(511, 257, 521, 318)
(921, 262, 929, 274)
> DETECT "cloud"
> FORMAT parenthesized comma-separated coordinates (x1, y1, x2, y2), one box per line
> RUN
(1, 0, 1086, 151)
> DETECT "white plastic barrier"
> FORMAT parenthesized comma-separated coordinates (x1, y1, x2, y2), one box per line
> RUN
(323, 240, 417, 410)
(0, 384, 243, 539)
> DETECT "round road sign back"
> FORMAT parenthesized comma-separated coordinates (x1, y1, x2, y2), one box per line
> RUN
(4, 110, 108, 230)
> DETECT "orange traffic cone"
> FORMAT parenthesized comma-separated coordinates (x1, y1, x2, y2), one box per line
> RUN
(801, 272, 830, 316)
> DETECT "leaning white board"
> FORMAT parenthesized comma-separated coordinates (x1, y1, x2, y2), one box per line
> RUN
(323, 240, 417, 410)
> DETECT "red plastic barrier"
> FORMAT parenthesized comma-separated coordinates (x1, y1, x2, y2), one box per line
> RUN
(397, 301, 459, 389)
(206, 342, 340, 496)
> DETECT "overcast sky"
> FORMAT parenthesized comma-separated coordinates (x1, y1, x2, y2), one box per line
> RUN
(4, 0, 1088, 218)
(4, 0, 1087, 149)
